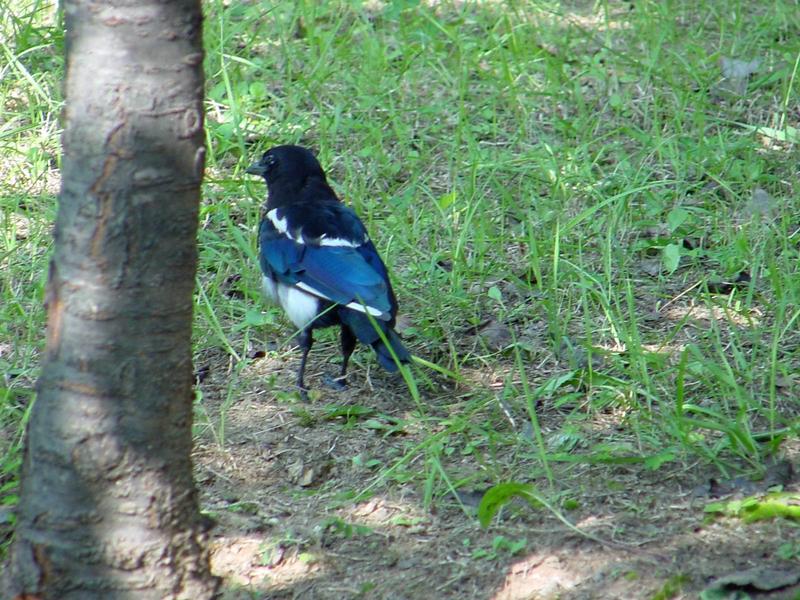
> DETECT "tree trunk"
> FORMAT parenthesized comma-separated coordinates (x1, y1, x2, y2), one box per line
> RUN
(4, 1, 218, 598)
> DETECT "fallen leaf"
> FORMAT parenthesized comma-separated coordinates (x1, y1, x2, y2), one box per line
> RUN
(451, 489, 488, 510)
(476, 318, 513, 351)
(394, 313, 414, 335)
(287, 458, 304, 483)
(706, 567, 800, 594)
(693, 460, 796, 498)
(555, 336, 605, 369)
(721, 56, 762, 80)
(763, 459, 795, 488)
(708, 476, 760, 497)
(639, 258, 663, 277)
(744, 187, 777, 219)
(299, 467, 316, 487)
(719, 56, 762, 95)
(264, 544, 286, 567)
(222, 273, 245, 299)
(706, 271, 751, 294)
(1, 213, 31, 240)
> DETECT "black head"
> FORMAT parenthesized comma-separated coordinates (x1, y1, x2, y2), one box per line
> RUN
(245, 145, 326, 187)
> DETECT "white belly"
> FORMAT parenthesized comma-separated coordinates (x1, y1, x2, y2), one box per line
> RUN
(262, 275, 279, 302)
(262, 275, 319, 329)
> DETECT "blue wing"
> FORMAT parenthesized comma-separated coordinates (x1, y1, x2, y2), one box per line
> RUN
(259, 210, 394, 321)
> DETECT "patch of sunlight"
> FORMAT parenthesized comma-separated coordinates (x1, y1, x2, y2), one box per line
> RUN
(341, 496, 430, 530)
(662, 303, 762, 328)
(562, 9, 631, 32)
(594, 341, 687, 357)
(210, 533, 325, 589)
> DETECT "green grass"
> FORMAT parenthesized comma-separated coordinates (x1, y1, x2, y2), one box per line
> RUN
(0, 0, 62, 550)
(2, 0, 799, 562)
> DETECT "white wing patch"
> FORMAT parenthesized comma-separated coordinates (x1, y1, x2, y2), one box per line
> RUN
(264, 208, 386, 322)
(318, 233, 369, 248)
(265, 275, 387, 326)
(295, 282, 386, 319)
(343, 299, 387, 318)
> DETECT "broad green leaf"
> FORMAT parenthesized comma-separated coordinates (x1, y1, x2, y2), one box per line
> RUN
(666, 207, 689, 232)
(477, 482, 542, 527)
(437, 191, 457, 210)
(644, 450, 675, 471)
(662, 243, 681, 273)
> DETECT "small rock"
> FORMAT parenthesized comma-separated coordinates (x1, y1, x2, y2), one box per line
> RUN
(478, 318, 513, 351)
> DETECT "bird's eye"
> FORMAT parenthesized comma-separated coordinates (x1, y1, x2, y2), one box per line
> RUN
(264, 153, 277, 167)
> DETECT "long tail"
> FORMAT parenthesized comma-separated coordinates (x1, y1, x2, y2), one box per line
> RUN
(371, 327, 411, 372)
(341, 312, 410, 372)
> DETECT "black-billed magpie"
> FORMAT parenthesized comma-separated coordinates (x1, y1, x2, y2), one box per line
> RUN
(246, 145, 410, 398)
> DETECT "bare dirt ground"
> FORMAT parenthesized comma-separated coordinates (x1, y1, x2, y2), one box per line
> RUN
(192, 333, 800, 599)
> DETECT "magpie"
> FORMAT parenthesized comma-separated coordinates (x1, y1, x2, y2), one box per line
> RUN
(246, 145, 411, 398)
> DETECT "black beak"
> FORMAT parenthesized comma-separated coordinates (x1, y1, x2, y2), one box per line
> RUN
(245, 162, 265, 176)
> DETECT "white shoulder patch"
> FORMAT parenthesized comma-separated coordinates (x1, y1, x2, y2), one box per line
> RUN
(267, 208, 370, 248)
(267, 208, 305, 244)
(266, 208, 288, 234)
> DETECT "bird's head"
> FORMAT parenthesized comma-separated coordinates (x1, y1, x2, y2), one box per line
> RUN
(245, 145, 326, 188)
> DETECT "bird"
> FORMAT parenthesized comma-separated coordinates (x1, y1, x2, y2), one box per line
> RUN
(246, 144, 411, 398)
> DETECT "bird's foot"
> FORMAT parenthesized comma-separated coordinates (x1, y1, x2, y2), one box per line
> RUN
(297, 385, 310, 402)
(323, 374, 348, 391)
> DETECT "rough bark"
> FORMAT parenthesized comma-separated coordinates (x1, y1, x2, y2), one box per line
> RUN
(4, 1, 218, 598)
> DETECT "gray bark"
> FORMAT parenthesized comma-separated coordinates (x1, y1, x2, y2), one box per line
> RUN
(4, 0, 218, 597)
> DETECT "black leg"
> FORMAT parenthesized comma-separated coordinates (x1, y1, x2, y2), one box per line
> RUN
(296, 328, 313, 400)
(323, 326, 356, 391)
(337, 326, 357, 385)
